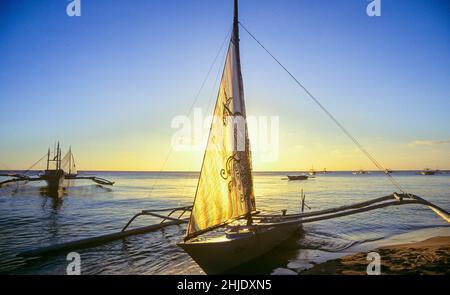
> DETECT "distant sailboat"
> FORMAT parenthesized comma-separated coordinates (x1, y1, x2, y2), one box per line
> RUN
(41, 142, 67, 194)
(421, 168, 435, 176)
(0, 143, 114, 195)
(178, 0, 301, 274)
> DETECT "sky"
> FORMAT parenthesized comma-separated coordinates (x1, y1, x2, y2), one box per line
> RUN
(0, 0, 449, 171)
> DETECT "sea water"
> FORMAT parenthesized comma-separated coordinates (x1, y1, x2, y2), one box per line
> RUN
(0, 171, 449, 274)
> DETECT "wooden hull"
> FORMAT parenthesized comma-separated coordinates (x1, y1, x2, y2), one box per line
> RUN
(179, 220, 301, 274)
(421, 171, 435, 176)
(42, 170, 65, 196)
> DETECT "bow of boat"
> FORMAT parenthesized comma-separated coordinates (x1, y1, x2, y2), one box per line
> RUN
(179, 219, 301, 274)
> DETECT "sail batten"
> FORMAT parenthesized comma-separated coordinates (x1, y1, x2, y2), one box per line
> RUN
(186, 5, 255, 239)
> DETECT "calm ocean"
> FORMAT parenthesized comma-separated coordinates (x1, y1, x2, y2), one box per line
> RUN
(0, 171, 449, 274)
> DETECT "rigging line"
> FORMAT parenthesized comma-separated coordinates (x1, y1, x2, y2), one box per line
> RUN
(185, 26, 233, 119)
(180, 46, 228, 200)
(22, 153, 48, 175)
(239, 22, 407, 194)
(147, 28, 232, 197)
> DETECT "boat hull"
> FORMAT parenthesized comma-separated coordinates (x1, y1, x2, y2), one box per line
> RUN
(421, 171, 435, 176)
(287, 175, 308, 181)
(42, 169, 65, 196)
(179, 220, 301, 274)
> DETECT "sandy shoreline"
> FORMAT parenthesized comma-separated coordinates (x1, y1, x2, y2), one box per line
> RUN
(299, 236, 450, 275)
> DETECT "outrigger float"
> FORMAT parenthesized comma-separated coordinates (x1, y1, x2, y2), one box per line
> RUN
(0, 142, 114, 195)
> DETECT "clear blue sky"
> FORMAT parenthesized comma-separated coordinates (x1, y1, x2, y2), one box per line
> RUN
(0, 0, 449, 171)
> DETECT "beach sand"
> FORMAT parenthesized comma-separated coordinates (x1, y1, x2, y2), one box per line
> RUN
(299, 236, 450, 275)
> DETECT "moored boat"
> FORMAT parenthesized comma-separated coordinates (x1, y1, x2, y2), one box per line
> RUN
(178, 0, 301, 274)
(287, 174, 309, 181)
(41, 142, 66, 196)
(0, 143, 114, 193)
(353, 169, 369, 175)
(421, 168, 435, 176)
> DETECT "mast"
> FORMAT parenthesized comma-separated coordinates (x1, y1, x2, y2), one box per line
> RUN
(233, 0, 253, 225)
(57, 141, 61, 170)
(234, 0, 239, 41)
(46, 148, 50, 170)
(68, 147, 71, 175)
(233, 0, 243, 99)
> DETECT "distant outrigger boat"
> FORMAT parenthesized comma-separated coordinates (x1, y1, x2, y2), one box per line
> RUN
(353, 169, 369, 175)
(421, 168, 436, 176)
(287, 174, 309, 181)
(308, 166, 316, 176)
(0, 142, 114, 196)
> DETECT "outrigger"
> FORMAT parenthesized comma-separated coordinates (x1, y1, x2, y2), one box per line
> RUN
(0, 142, 114, 195)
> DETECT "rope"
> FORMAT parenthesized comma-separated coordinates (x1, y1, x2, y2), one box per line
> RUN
(239, 22, 407, 194)
(179, 42, 228, 200)
(22, 153, 48, 175)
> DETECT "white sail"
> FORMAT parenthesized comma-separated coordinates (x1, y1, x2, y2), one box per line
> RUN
(61, 147, 77, 175)
(186, 29, 256, 239)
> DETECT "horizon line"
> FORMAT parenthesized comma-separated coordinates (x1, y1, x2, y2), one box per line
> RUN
(1, 169, 449, 173)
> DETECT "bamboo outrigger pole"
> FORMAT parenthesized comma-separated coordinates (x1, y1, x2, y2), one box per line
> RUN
(18, 206, 192, 258)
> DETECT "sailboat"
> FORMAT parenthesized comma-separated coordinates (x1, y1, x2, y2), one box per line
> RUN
(41, 142, 67, 195)
(421, 168, 435, 176)
(178, 0, 301, 274)
(176, 0, 450, 275)
(0, 142, 114, 195)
